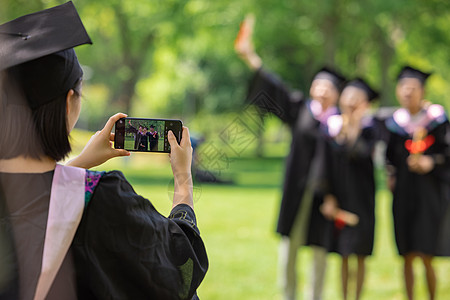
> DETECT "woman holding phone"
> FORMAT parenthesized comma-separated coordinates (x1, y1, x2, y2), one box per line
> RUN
(0, 2, 208, 300)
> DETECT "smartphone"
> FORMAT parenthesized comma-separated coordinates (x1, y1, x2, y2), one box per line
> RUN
(114, 117, 182, 153)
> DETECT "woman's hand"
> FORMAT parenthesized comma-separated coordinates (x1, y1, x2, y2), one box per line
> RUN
(234, 14, 262, 70)
(168, 126, 194, 209)
(66, 113, 130, 169)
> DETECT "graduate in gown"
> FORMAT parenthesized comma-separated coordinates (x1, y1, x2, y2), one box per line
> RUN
(235, 15, 346, 300)
(0, 3, 208, 300)
(139, 126, 149, 151)
(148, 125, 160, 151)
(127, 120, 144, 150)
(385, 66, 450, 300)
(320, 78, 379, 300)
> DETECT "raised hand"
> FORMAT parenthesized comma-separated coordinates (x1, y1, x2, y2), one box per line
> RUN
(234, 14, 262, 70)
(67, 113, 130, 169)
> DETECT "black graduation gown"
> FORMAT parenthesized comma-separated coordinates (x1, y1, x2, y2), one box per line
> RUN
(127, 125, 142, 150)
(324, 118, 377, 256)
(149, 132, 159, 151)
(74, 171, 208, 299)
(385, 108, 450, 256)
(247, 68, 334, 237)
(139, 134, 149, 151)
(0, 171, 208, 300)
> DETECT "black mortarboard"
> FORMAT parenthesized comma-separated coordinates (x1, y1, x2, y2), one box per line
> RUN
(346, 77, 379, 101)
(313, 67, 347, 92)
(0, 1, 92, 108)
(397, 66, 431, 85)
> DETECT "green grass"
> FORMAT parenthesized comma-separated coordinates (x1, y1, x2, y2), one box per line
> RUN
(67, 129, 450, 300)
(124, 135, 165, 151)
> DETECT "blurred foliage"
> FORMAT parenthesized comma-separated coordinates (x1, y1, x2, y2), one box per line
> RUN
(2, 0, 450, 132)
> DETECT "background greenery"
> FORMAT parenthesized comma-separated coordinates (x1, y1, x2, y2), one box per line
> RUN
(3, 0, 450, 298)
(2, 0, 450, 132)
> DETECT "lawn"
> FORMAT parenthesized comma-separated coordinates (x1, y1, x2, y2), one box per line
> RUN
(68, 129, 450, 300)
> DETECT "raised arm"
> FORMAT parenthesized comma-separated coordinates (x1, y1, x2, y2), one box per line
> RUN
(235, 15, 304, 126)
(127, 120, 137, 134)
(168, 126, 194, 210)
(234, 14, 262, 71)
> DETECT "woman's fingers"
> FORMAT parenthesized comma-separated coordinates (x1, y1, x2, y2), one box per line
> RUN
(112, 148, 130, 157)
(103, 113, 127, 134)
(167, 130, 179, 150)
(180, 126, 191, 148)
(168, 127, 191, 150)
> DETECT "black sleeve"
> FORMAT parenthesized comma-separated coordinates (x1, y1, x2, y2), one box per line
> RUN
(126, 124, 137, 134)
(384, 129, 399, 179)
(73, 171, 208, 300)
(323, 139, 339, 197)
(429, 122, 450, 183)
(246, 68, 304, 126)
(169, 204, 198, 233)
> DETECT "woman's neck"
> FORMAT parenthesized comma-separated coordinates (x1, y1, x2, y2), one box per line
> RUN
(0, 156, 56, 173)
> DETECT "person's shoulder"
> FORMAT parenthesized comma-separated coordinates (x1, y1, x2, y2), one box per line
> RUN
(384, 108, 408, 136)
(98, 169, 127, 181)
(92, 170, 138, 203)
(426, 104, 448, 125)
(85, 170, 163, 223)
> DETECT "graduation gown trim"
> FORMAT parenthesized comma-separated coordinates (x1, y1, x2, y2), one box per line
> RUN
(34, 164, 85, 300)
(386, 105, 448, 136)
(326, 114, 374, 140)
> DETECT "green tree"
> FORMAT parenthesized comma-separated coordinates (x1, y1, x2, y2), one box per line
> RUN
(2, 0, 450, 132)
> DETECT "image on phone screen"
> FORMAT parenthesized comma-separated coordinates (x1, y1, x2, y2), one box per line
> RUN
(114, 118, 182, 153)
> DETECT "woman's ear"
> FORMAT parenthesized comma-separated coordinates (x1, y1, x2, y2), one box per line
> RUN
(66, 89, 81, 133)
(66, 89, 75, 117)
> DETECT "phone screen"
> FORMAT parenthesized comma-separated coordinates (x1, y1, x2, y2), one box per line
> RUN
(114, 118, 182, 153)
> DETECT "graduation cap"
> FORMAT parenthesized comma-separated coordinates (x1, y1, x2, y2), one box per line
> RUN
(397, 66, 431, 85)
(345, 77, 379, 101)
(0, 1, 92, 108)
(312, 67, 347, 92)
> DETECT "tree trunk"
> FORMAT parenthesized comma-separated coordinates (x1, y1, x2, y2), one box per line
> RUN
(374, 25, 396, 107)
(108, 2, 155, 113)
(321, 4, 340, 67)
